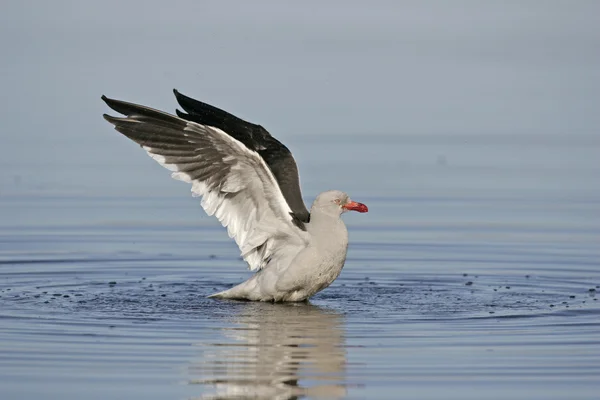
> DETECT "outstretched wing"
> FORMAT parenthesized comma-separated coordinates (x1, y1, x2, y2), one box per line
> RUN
(173, 89, 310, 226)
(102, 95, 308, 271)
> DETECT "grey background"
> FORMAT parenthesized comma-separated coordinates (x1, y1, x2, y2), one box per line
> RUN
(1, 1, 598, 198)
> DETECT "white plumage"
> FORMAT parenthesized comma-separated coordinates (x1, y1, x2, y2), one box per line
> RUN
(144, 124, 308, 272)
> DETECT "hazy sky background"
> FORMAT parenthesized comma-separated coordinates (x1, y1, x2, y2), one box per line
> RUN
(0, 1, 598, 197)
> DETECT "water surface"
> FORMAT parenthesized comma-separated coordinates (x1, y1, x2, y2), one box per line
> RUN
(1, 136, 599, 399)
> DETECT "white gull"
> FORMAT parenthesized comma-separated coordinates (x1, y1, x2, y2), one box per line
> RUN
(102, 92, 367, 302)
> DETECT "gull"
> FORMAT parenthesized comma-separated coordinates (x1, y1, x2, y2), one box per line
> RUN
(102, 90, 367, 302)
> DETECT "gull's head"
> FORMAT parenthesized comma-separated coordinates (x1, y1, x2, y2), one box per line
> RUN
(313, 190, 368, 217)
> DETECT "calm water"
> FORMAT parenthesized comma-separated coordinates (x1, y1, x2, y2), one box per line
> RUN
(1, 135, 599, 399)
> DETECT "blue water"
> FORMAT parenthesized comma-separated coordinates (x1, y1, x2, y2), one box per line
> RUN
(1, 135, 599, 399)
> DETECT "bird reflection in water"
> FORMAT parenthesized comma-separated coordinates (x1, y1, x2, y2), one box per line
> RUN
(189, 302, 347, 399)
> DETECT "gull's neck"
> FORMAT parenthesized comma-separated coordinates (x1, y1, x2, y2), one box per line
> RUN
(306, 207, 348, 248)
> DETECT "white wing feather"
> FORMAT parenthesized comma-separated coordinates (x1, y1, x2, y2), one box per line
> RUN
(142, 124, 308, 271)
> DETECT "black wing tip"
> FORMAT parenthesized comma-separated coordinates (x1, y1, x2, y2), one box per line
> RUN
(173, 88, 194, 105)
(173, 88, 186, 102)
(102, 113, 119, 124)
(102, 96, 118, 123)
(175, 109, 189, 119)
(101, 94, 116, 104)
(101, 94, 111, 107)
(103, 113, 130, 126)
(101, 94, 124, 115)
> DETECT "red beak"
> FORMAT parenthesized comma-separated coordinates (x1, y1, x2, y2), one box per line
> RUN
(343, 200, 368, 213)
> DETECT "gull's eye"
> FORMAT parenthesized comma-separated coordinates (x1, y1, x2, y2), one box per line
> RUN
(333, 199, 341, 205)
